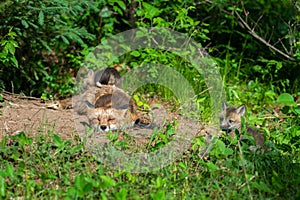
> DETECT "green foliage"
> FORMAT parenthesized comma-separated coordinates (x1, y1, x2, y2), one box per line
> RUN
(0, 0, 298, 98)
(133, 93, 151, 110)
(1, 124, 300, 199)
(196, 0, 299, 93)
(0, 28, 19, 68)
(1, 1, 300, 198)
(147, 121, 178, 151)
(277, 93, 300, 115)
(0, 0, 97, 97)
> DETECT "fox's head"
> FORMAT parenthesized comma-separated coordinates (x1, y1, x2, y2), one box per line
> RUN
(87, 106, 135, 132)
(219, 102, 246, 132)
(84, 94, 136, 132)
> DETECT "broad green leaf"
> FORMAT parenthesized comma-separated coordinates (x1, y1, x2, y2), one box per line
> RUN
(7, 30, 17, 38)
(113, 5, 123, 15)
(116, 0, 126, 10)
(277, 93, 295, 104)
(38, 11, 44, 26)
(83, 182, 92, 193)
(10, 41, 18, 48)
(0, 40, 7, 46)
(100, 175, 116, 188)
(150, 190, 165, 200)
(116, 188, 127, 200)
(142, 2, 161, 19)
(5, 42, 15, 55)
(75, 175, 85, 191)
(61, 35, 70, 45)
(206, 162, 219, 171)
(10, 57, 18, 68)
(21, 20, 29, 28)
(133, 94, 139, 102)
(101, 7, 112, 18)
(5, 163, 14, 178)
(52, 134, 63, 147)
(0, 176, 5, 197)
(130, 51, 140, 57)
(28, 21, 39, 29)
(293, 106, 300, 115)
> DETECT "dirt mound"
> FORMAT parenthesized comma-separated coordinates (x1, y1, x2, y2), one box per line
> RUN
(0, 92, 209, 144)
(0, 93, 83, 140)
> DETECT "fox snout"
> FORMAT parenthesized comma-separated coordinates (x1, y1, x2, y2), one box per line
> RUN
(93, 123, 118, 132)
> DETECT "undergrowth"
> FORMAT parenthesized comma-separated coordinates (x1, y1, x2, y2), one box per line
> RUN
(1, 89, 300, 199)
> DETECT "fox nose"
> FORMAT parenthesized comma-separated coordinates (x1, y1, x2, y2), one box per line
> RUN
(100, 125, 107, 131)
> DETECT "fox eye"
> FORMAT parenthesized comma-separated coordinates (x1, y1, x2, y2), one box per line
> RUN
(228, 119, 234, 124)
(108, 118, 115, 122)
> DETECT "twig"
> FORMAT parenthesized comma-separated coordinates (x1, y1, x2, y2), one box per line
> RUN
(258, 115, 296, 120)
(2, 90, 44, 101)
(235, 10, 295, 61)
(201, 0, 296, 61)
(268, 26, 274, 44)
(279, 39, 290, 55)
(238, 175, 256, 190)
(252, 13, 264, 32)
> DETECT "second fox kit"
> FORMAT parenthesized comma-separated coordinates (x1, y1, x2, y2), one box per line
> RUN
(82, 67, 121, 90)
(219, 102, 264, 147)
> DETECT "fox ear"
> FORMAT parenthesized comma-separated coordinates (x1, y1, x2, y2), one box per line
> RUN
(222, 101, 228, 110)
(87, 69, 94, 78)
(236, 105, 246, 116)
(85, 100, 95, 109)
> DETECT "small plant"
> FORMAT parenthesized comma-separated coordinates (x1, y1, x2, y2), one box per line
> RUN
(0, 28, 19, 68)
(133, 93, 151, 111)
(277, 92, 300, 116)
(147, 120, 177, 151)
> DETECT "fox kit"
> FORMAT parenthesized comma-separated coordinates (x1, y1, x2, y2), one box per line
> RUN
(86, 102, 137, 132)
(219, 102, 264, 148)
(74, 85, 152, 132)
(82, 68, 121, 90)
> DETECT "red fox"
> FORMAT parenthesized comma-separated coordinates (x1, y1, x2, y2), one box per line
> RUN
(86, 104, 136, 132)
(74, 85, 152, 132)
(219, 102, 264, 148)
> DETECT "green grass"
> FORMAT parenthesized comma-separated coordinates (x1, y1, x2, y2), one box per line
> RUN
(1, 76, 300, 199)
(1, 103, 300, 199)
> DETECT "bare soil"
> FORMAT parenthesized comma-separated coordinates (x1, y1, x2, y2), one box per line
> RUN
(1, 93, 81, 140)
(0, 92, 208, 143)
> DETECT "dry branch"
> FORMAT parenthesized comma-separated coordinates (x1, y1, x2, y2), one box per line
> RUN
(235, 10, 295, 61)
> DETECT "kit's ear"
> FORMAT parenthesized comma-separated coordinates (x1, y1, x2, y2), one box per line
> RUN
(87, 69, 94, 78)
(236, 105, 246, 116)
(85, 100, 95, 109)
(222, 101, 228, 111)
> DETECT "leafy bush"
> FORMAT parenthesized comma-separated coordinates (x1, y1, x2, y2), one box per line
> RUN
(1, 0, 299, 98)
(0, 0, 99, 97)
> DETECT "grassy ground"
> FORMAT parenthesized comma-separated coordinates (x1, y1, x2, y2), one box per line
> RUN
(1, 81, 300, 199)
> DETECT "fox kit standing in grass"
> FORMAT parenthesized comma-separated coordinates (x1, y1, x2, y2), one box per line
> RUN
(219, 102, 264, 148)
